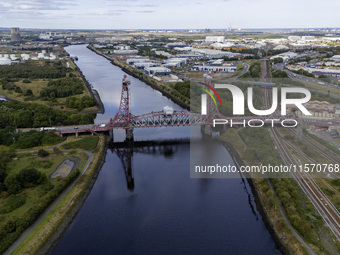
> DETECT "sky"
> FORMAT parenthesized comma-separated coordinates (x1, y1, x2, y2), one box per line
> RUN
(0, 0, 339, 30)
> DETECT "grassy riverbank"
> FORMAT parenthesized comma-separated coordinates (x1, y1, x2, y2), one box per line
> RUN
(219, 128, 340, 255)
(9, 135, 107, 255)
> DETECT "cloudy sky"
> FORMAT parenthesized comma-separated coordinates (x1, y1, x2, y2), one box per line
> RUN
(0, 0, 339, 29)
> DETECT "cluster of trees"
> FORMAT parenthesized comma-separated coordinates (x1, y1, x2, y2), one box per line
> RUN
(40, 77, 84, 99)
(4, 168, 45, 194)
(172, 81, 190, 98)
(271, 57, 284, 64)
(0, 101, 94, 132)
(318, 75, 332, 83)
(289, 56, 312, 65)
(272, 69, 288, 78)
(293, 69, 315, 78)
(138, 46, 168, 59)
(0, 168, 79, 253)
(0, 61, 68, 79)
(0, 146, 16, 193)
(66, 95, 96, 111)
(271, 178, 319, 243)
(249, 61, 261, 78)
(229, 48, 259, 54)
(13, 131, 65, 149)
(1, 81, 33, 98)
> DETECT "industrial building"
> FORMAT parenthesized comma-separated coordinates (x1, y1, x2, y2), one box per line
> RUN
(0, 55, 11, 65)
(205, 36, 225, 43)
(114, 50, 138, 55)
(134, 62, 156, 70)
(191, 65, 237, 72)
(163, 58, 187, 68)
(126, 58, 151, 65)
(39, 32, 54, 40)
(144, 67, 171, 76)
(207, 59, 224, 66)
(10, 27, 21, 42)
(291, 101, 336, 119)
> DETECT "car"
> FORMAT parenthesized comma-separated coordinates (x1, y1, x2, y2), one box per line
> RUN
(74, 127, 79, 130)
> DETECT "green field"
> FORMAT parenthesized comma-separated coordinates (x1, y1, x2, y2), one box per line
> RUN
(0, 60, 97, 113)
(61, 136, 99, 151)
(0, 147, 88, 254)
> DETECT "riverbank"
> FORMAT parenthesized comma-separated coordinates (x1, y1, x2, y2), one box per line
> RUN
(218, 137, 289, 255)
(87, 44, 190, 111)
(69, 57, 105, 114)
(9, 135, 108, 255)
(218, 126, 340, 254)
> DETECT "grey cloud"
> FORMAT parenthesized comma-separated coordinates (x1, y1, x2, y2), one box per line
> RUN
(136, 10, 156, 13)
(1, 0, 77, 11)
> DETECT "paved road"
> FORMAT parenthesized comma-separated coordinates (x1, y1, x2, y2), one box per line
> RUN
(230, 62, 249, 80)
(273, 62, 340, 97)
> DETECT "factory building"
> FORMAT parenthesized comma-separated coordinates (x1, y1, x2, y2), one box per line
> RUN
(114, 50, 138, 55)
(205, 36, 225, 43)
(39, 32, 53, 40)
(21, 54, 30, 61)
(207, 59, 224, 66)
(163, 58, 187, 68)
(191, 65, 237, 72)
(0, 55, 11, 65)
(134, 62, 156, 70)
(126, 58, 151, 65)
(144, 67, 171, 76)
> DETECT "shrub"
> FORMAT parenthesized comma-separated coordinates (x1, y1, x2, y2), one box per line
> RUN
(0, 196, 26, 214)
(24, 89, 33, 96)
(22, 79, 32, 83)
(38, 149, 49, 158)
(4, 175, 22, 194)
(16, 168, 44, 188)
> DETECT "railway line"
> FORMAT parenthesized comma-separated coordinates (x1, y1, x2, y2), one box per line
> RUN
(288, 129, 340, 166)
(262, 86, 340, 241)
(271, 127, 340, 240)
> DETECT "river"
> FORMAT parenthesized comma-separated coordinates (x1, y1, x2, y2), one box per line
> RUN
(49, 44, 281, 255)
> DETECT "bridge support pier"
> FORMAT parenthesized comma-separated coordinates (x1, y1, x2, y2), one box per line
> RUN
(201, 125, 212, 136)
(109, 129, 114, 142)
(126, 128, 134, 140)
(76, 132, 79, 138)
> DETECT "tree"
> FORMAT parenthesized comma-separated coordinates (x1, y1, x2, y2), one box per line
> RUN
(25, 89, 33, 96)
(5, 175, 22, 194)
(16, 168, 44, 188)
(0, 168, 7, 183)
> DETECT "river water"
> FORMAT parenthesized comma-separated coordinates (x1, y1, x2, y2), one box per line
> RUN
(49, 44, 281, 255)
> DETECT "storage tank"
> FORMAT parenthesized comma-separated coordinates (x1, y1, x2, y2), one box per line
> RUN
(0, 58, 11, 65)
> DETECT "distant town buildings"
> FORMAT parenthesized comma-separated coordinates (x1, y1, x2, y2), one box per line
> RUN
(290, 101, 337, 119)
(205, 36, 225, 43)
(39, 32, 55, 40)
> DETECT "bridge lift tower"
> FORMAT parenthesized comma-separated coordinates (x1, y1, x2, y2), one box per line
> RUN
(109, 75, 134, 140)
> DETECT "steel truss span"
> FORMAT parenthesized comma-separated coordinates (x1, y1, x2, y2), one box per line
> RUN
(130, 111, 206, 128)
